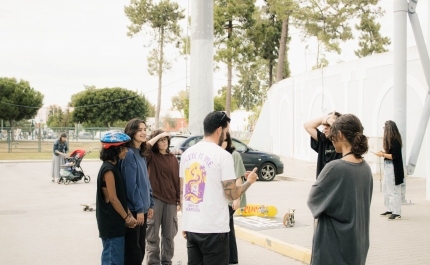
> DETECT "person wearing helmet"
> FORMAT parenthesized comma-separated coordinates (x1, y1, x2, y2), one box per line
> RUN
(96, 131, 137, 265)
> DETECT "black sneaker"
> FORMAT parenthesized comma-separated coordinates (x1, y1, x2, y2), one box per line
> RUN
(388, 214, 401, 220)
(380, 211, 392, 216)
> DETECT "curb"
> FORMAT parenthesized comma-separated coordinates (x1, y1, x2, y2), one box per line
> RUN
(275, 175, 314, 182)
(235, 225, 311, 264)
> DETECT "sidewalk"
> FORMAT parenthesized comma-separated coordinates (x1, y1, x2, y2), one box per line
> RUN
(234, 157, 430, 264)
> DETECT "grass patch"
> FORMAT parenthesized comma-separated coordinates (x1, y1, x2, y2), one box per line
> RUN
(0, 140, 101, 160)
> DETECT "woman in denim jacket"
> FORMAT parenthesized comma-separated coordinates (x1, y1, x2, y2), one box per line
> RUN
(51, 133, 68, 183)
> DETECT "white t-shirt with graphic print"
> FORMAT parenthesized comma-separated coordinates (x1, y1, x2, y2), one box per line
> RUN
(180, 140, 236, 233)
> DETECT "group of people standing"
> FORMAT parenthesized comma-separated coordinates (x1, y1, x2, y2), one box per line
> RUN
(304, 112, 405, 264)
(96, 118, 181, 265)
(92, 109, 405, 265)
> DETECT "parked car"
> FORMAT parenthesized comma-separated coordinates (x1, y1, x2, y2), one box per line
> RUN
(79, 132, 92, 139)
(170, 135, 284, 181)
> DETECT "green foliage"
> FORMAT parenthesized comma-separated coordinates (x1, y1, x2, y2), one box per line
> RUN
(214, 0, 256, 114)
(162, 113, 177, 129)
(355, 11, 390, 57)
(250, 4, 283, 87)
(171, 90, 188, 116)
(214, 87, 239, 112)
(46, 106, 74, 127)
(171, 90, 189, 122)
(248, 104, 263, 130)
(0, 77, 43, 127)
(298, 0, 389, 67)
(214, 0, 256, 65)
(125, 0, 185, 128)
(232, 64, 264, 111)
(70, 87, 150, 127)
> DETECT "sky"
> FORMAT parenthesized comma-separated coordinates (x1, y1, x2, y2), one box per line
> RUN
(0, 0, 428, 111)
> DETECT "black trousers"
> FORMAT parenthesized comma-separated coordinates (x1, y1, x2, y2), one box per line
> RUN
(228, 205, 238, 264)
(124, 212, 148, 265)
(186, 232, 229, 265)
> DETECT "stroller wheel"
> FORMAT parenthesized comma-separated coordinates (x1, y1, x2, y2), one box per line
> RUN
(64, 179, 70, 185)
(57, 178, 63, 184)
(84, 175, 91, 183)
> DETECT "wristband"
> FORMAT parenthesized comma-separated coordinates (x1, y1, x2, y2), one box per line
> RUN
(123, 213, 130, 220)
(126, 216, 132, 224)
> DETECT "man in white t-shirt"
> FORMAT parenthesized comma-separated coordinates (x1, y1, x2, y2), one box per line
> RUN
(180, 111, 258, 265)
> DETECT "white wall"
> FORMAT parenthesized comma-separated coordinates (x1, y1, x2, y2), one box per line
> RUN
(250, 46, 430, 182)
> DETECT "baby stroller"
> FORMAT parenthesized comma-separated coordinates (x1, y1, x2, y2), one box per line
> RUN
(58, 149, 91, 185)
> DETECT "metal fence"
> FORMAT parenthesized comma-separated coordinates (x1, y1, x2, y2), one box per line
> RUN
(0, 126, 254, 153)
(0, 126, 122, 153)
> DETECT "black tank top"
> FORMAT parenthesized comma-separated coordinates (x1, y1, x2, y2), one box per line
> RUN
(96, 162, 128, 238)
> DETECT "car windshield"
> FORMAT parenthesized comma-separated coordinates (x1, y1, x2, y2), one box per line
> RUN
(170, 136, 187, 148)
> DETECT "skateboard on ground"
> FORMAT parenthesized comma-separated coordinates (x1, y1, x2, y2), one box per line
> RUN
(235, 204, 278, 217)
(283, 208, 295, 227)
(80, 204, 94, 212)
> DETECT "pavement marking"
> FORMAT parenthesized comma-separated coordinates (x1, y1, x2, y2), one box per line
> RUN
(235, 225, 311, 264)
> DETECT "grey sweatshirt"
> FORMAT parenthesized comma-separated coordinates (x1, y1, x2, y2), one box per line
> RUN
(307, 159, 373, 265)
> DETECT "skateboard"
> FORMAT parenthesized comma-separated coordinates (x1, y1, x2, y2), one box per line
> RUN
(283, 208, 295, 227)
(235, 204, 278, 217)
(80, 204, 94, 212)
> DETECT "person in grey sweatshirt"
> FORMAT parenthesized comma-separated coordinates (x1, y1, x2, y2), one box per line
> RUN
(307, 114, 373, 265)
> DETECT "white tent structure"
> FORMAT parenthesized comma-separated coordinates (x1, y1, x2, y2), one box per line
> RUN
(249, 0, 430, 200)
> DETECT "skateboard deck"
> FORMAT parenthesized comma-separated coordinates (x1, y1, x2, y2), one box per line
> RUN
(235, 204, 277, 217)
(283, 208, 296, 227)
(80, 204, 94, 212)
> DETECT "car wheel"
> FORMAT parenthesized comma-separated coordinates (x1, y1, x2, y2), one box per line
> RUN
(258, 162, 276, 181)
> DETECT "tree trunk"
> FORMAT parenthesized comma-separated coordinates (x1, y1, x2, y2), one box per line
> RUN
(155, 28, 165, 129)
(268, 58, 273, 88)
(226, 20, 233, 117)
(276, 15, 289, 82)
(316, 40, 320, 68)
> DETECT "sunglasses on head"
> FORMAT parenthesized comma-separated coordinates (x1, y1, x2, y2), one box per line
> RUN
(218, 111, 226, 127)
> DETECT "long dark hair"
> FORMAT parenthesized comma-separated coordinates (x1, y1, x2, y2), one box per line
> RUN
(224, 131, 235, 154)
(58, 133, 67, 143)
(383, 120, 403, 152)
(100, 145, 126, 162)
(329, 114, 368, 159)
(124, 118, 147, 157)
(149, 129, 171, 154)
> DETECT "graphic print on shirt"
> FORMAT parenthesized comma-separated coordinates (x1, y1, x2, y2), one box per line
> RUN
(184, 162, 207, 205)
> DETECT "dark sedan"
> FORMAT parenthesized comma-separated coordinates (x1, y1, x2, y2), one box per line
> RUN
(170, 135, 284, 181)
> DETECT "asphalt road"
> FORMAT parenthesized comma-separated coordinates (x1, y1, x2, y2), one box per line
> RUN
(0, 160, 304, 265)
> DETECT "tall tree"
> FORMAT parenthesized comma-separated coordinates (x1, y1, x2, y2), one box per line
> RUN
(0, 77, 43, 132)
(171, 90, 189, 122)
(354, 9, 390, 57)
(214, 0, 256, 116)
(71, 87, 150, 127)
(125, 0, 185, 129)
(266, 0, 297, 82)
(298, 0, 389, 68)
(47, 106, 74, 128)
(251, 4, 282, 87)
(232, 64, 264, 110)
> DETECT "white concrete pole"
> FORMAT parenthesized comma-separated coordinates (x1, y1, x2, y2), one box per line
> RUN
(188, 0, 214, 135)
(428, 0, 430, 53)
(393, 0, 408, 202)
(393, 0, 408, 157)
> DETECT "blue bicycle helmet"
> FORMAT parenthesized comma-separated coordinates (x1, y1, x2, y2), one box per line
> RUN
(101, 131, 131, 149)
